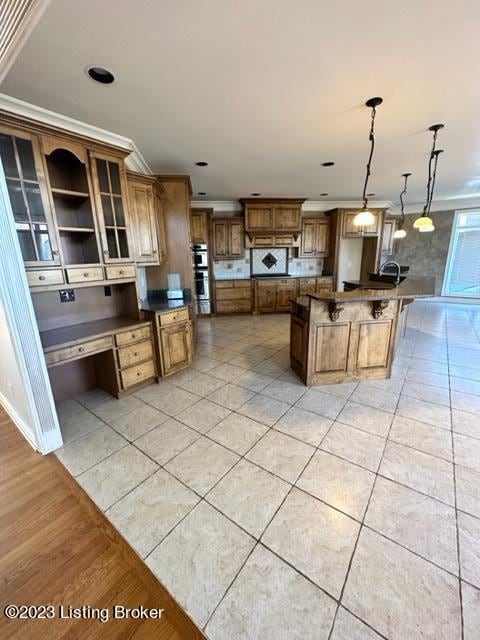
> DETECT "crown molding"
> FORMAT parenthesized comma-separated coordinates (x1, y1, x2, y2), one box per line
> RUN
(191, 199, 394, 212)
(0, 93, 152, 174)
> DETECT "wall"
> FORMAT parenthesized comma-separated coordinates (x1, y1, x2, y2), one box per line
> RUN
(0, 293, 36, 445)
(391, 210, 455, 294)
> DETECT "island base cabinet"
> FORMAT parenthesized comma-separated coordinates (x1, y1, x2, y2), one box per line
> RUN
(159, 321, 193, 376)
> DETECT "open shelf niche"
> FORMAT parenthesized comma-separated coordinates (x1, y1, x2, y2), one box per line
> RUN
(45, 148, 100, 264)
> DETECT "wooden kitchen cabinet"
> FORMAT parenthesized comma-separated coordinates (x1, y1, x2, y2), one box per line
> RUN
(214, 279, 252, 314)
(127, 172, 160, 264)
(212, 218, 245, 259)
(0, 126, 61, 266)
(300, 218, 329, 256)
(257, 285, 277, 313)
(255, 278, 298, 313)
(241, 199, 304, 234)
(342, 211, 380, 237)
(90, 151, 133, 262)
(159, 321, 193, 376)
(276, 284, 297, 311)
(381, 219, 396, 255)
(191, 210, 207, 243)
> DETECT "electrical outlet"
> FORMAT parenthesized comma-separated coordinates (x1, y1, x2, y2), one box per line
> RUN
(104, 285, 112, 297)
(59, 289, 75, 303)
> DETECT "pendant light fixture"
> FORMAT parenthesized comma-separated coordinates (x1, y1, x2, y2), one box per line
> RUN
(353, 97, 383, 228)
(393, 172, 411, 239)
(413, 124, 444, 232)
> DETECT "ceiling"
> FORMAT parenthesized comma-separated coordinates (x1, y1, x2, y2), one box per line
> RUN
(2, 0, 480, 209)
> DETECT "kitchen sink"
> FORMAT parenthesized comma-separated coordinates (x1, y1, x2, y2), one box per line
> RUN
(368, 273, 407, 285)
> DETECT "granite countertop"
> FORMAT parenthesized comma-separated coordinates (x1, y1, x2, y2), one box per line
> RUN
(305, 276, 436, 304)
(140, 298, 192, 313)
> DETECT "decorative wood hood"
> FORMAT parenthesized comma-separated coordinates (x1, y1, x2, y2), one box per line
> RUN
(240, 198, 306, 237)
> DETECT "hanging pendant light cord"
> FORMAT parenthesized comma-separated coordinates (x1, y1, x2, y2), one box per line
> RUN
(362, 105, 377, 209)
(423, 127, 440, 214)
(427, 150, 442, 214)
(399, 173, 410, 229)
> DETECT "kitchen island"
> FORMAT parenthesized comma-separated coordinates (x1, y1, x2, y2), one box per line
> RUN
(290, 277, 435, 385)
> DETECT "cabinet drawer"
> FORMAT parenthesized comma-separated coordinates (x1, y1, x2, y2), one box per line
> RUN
(216, 288, 251, 301)
(117, 340, 153, 369)
(45, 335, 113, 366)
(121, 360, 155, 389)
(216, 299, 252, 313)
(115, 325, 151, 346)
(27, 269, 64, 287)
(105, 265, 136, 280)
(66, 267, 104, 284)
(274, 235, 294, 246)
(252, 236, 274, 246)
(276, 279, 294, 287)
(158, 308, 189, 326)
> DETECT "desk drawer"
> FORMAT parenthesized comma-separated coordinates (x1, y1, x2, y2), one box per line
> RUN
(115, 325, 151, 346)
(106, 265, 136, 280)
(45, 335, 113, 366)
(158, 308, 189, 326)
(121, 360, 155, 389)
(66, 267, 104, 284)
(117, 340, 153, 369)
(27, 269, 64, 287)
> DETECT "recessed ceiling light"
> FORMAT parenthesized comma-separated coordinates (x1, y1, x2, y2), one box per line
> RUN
(321, 162, 335, 167)
(195, 161, 208, 167)
(251, 193, 261, 196)
(320, 193, 328, 196)
(197, 192, 207, 196)
(87, 66, 115, 84)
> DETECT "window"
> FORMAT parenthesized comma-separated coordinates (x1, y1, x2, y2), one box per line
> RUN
(443, 211, 480, 297)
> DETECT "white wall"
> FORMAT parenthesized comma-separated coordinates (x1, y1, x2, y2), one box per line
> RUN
(0, 294, 37, 446)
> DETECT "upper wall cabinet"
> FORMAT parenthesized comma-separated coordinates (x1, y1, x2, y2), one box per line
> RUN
(0, 127, 60, 266)
(300, 217, 329, 257)
(90, 151, 133, 262)
(241, 198, 304, 234)
(342, 210, 381, 237)
(212, 218, 244, 259)
(42, 137, 100, 266)
(127, 172, 161, 264)
(191, 210, 208, 243)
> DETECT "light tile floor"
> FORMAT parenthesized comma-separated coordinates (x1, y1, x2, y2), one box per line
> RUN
(55, 300, 480, 639)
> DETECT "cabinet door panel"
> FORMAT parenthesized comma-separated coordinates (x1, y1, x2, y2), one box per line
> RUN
(160, 322, 193, 375)
(258, 287, 277, 312)
(276, 287, 296, 311)
(300, 220, 316, 255)
(191, 212, 206, 243)
(315, 221, 329, 255)
(0, 128, 60, 266)
(246, 207, 274, 231)
(343, 211, 379, 237)
(228, 220, 244, 258)
(91, 152, 133, 262)
(129, 182, 159, 262)
(274, 207, 300, 231)
(212, 220, 228, 258)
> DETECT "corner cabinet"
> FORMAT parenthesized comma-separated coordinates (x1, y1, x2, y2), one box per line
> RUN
(212, 218, 244, 259)
(127, 172, 163, 264)
(90, 151, 133, 262)
(0, 127, 61, 266)
(300, 217, 329, 257)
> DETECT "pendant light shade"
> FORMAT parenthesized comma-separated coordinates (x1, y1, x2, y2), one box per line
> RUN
(393, 228, 407, 239)
(353, 97, 383, 229)
(353, 209, 375, 226)
(413, 124, 444, 232)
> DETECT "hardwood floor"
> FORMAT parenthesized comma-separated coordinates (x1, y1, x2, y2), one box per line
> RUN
(0, 405, 205, 640)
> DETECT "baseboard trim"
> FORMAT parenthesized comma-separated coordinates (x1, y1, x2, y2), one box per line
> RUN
(0, 392, 38, 451)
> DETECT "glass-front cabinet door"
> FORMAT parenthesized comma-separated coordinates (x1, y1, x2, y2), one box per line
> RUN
(0, 128, 60, 265)
(90, 152, 133, 262)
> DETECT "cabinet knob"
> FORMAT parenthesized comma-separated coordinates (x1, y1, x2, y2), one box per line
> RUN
(52, 250, 59, 256)
(83, 272, 89, 277)
(134, 351, 138, 356)
(39, 275, 46, 281)
(119, 270, 125, 274)
(132, 333, 137, 338)
(103, 250, 109, 255)
(78, 347, 84, 352)
(153, 250, 157, 254)
(137, 371, 141, 376)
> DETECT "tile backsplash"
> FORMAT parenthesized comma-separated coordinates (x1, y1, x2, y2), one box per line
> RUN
(213, 250, 324, 278)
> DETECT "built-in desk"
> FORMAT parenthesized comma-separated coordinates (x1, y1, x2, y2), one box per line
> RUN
(290, 277, 435, 385)
(40, 316, 156, 397)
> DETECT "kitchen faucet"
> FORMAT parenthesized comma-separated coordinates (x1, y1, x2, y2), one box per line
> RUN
(379, 261, 401, 285)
